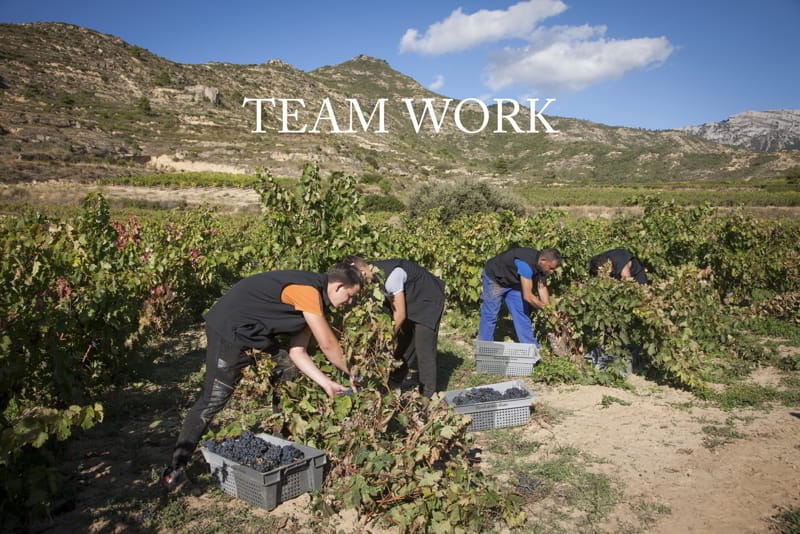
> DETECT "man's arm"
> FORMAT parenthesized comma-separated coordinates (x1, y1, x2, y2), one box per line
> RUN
(302, 312, 350, 374)
(537, 278, 550, 306)
(520, 276, 548, 309)
(387, 291, 407, 334)
(287, 326, 347, 397)
(619, 260, 633, 281)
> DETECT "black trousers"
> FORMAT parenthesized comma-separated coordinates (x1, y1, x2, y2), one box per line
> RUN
(392, 320, 439, 397)
(171, 325, 253, 469)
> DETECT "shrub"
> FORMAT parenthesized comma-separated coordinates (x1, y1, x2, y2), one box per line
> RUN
(361, 194, 405, 212)
(136, 96, 153, 115)
(154, 71, 172, 87)
(407, 180, 524, 223)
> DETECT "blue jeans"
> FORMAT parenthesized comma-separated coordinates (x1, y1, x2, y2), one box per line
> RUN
(478, 270, 539, 346)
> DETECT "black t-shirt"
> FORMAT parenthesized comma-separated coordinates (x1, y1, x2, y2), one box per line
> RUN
(484, 247, 545, 290)
(589, 249, 648, 285)
(203, 270, 329, 349)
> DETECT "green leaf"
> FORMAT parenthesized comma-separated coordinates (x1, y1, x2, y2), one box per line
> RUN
(333, 394, 353, 419)
(419, 470, 442, 487)
(32, 431, 49, 448)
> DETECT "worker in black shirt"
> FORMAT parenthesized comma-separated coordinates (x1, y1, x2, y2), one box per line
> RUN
(588, 249, 648, 284)
(341, 256, 445, 397)
(586, 249, 648, 372)
(161, 264, 363, 491)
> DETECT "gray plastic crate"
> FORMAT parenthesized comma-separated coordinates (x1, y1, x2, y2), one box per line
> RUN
(474, 340, 540, 376)
(444, 380, 534, 431)
(201, 433, 326, 510)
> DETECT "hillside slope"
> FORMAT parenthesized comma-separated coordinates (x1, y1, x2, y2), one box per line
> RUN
(1, 22, 798, 183)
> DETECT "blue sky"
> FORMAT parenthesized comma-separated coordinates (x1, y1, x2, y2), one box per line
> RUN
(1, 0, 798, 130)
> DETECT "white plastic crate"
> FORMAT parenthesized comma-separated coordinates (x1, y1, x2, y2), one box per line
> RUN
(201, 433, 326, 510)
(474, 340, 540, 376)
(444, 379, 534, 431)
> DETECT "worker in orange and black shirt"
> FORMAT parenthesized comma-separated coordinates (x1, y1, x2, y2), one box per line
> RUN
(161, 264, 363, 491)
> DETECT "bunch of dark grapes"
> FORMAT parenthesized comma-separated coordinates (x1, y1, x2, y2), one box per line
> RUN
(204, 431, 305, 473)
(451, 386, 529, 406)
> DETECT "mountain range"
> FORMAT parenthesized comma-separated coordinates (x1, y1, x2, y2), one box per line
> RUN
(1, 22, 798, 184)
(680, 110, 800, 153)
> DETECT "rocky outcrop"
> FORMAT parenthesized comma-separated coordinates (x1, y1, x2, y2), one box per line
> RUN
(185, 84, 220, 105)
(681, 110, 800, 152)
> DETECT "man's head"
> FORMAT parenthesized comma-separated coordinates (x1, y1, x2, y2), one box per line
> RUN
(537, 247, 562, 275)
(338, 255, 373, 281)
(326, 263, 363, 307)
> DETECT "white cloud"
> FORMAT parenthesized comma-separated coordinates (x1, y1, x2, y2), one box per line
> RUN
(485, 25, 673, 92)
(400, 1, 674, 93)
(429, 74, 445, 91)
(399, 0, 566, 55)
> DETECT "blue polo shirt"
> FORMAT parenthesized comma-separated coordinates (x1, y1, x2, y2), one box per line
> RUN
(514, 258, 533, 280)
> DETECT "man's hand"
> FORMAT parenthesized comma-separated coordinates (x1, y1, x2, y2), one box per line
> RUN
(322, 380, 348, 398)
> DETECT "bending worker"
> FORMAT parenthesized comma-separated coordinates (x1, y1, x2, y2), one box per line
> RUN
(161, 264, 363, 491)
(342, 256, 445, 397)
(588, 248, 648, 284)
(478, 247, 562, 347)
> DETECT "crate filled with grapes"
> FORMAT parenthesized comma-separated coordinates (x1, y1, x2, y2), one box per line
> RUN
(200, 431, 326, 510)
(443, 380, 534, 431)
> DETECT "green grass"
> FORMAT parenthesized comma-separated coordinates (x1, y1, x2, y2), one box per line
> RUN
(708, 379, 800, 410)
(484, 429, 543, 457)
(769, 506, 800, 534)
(701, 421, 746, 450)
(505, 446, 622, 531)
(600, 395, 632, 408)
(746, 317, 800, 346)
(532, 357, 631, 389)
(532, 357, 583, 384)
(710, 383, 780, 410)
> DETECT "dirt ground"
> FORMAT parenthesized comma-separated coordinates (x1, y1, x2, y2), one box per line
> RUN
(34, 327, 799, 534)
(0, 181, 262, 212)
(526, 375, 800, 533)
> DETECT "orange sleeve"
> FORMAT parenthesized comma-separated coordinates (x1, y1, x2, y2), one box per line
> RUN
(280, 285, 323, 316)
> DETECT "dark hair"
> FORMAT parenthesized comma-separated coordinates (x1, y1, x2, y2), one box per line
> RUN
(540, 247, 562, 265)
(338, 255, 368, 271)
(327, 263, 363, 287)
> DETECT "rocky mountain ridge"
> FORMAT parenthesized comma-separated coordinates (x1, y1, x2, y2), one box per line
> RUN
(681, 110, 800, 152)
(1, 22, 798, 184)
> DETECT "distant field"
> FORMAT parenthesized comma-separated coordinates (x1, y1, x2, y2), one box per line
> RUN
(97, 173, 800, 207)
(513, 178, 800, 207)
(97, 171, 260, 187)
(3, 174, 798, 220)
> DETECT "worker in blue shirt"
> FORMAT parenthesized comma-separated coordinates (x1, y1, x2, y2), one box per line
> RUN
(478, 247, 562, 347)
